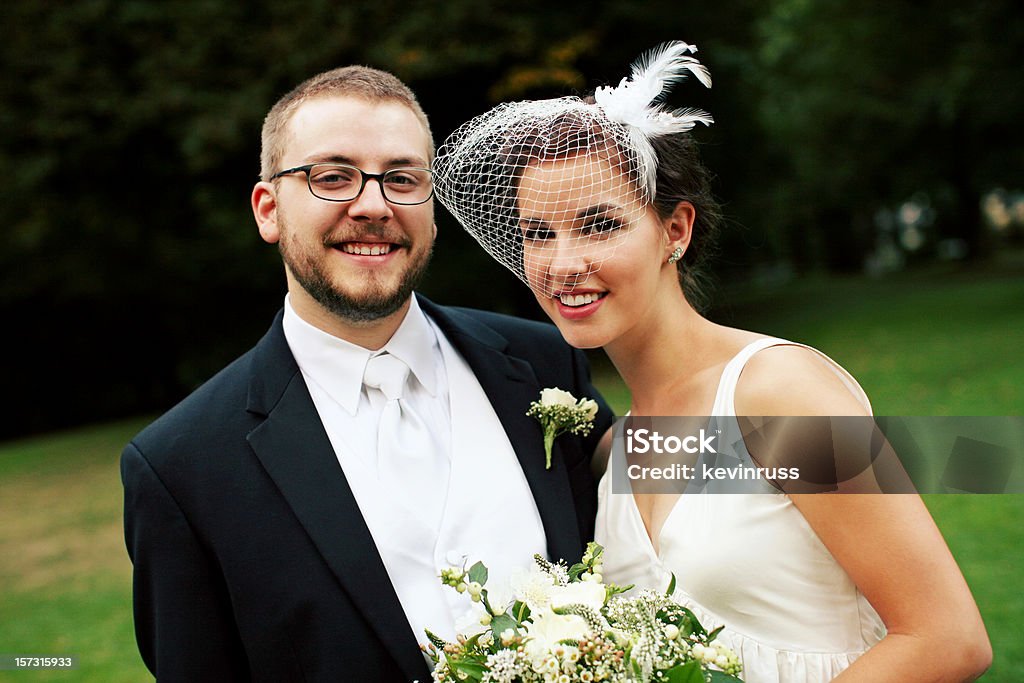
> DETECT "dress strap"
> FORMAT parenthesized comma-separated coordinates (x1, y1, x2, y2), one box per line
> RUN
(710, 337, 872, 417)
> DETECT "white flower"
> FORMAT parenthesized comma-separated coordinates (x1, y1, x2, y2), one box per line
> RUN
(481, 649, 524, 683)
(454, 602, 490, 638)
(510, 566, 557, 611)
(539, 387, 578, 407)
(523, 608, 591, 665)
(578, 398, 599, 421)
(548, 581, 606, 612)
(549, 563, 570, 586)
(484, 581, 514, 616)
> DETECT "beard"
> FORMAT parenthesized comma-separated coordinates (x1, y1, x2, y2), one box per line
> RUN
(278, 220, 433, 323)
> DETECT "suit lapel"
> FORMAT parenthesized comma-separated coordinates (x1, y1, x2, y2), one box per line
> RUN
(419, 297, 583, 564)
(244, 314, 429, 682)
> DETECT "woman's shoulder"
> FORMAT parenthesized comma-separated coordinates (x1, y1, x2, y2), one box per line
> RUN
(734, 342, 871, 417)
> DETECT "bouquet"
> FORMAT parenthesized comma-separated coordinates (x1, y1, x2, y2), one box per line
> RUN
(424, 543, 742, 683)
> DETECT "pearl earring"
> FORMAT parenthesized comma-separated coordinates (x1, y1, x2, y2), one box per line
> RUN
(667, 246, 684, 264)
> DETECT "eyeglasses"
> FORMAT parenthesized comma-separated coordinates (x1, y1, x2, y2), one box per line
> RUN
(270, 163, 434, 205)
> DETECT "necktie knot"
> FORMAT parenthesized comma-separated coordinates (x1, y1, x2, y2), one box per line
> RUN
(363, 353, 410, 402)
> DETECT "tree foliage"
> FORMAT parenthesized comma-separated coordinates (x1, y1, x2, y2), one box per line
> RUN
(752, 0, 1024, 268)
(1, 0, 1020, 436)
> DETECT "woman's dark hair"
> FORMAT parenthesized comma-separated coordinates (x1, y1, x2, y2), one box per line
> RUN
(650, 132, 722, 313)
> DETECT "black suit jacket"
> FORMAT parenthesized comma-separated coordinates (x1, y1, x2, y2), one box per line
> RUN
(122, 296, 614, 682)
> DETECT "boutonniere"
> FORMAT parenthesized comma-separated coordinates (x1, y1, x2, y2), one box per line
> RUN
(527, 388, 599, 469)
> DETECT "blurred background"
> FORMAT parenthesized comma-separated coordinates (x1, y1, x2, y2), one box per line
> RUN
(1, 0, 1021, 681)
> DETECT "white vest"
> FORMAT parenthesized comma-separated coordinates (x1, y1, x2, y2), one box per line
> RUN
(346, 324, 547, 645)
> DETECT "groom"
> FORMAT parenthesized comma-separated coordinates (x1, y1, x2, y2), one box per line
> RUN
(121, 65, 613, 682)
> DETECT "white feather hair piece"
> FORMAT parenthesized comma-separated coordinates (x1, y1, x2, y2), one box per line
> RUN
(594, 41, 713, 195)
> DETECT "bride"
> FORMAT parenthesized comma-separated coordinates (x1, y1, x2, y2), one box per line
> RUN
(434, 42, 991, 682)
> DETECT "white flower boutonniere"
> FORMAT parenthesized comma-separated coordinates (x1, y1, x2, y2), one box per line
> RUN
(527, 388, 599, 470)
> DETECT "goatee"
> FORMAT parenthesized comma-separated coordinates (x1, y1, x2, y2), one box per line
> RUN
(278, 220, 433, 323)
(292, 245, 432, 323)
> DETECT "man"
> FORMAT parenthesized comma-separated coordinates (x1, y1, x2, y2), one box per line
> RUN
(121, 65, 613, 682)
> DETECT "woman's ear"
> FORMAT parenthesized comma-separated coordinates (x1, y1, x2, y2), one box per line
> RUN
(664, 200, 696, 259)
(252, 182, 281, 244)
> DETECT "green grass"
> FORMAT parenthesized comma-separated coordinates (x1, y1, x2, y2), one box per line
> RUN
(0, 418, 153, 683)
(924, 495, 1024, 682)
(714, 265, 1024, 415)
(1, 267, 1021, 681)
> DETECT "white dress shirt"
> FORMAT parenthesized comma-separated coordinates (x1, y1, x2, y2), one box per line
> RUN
(282, 294, 546, 648)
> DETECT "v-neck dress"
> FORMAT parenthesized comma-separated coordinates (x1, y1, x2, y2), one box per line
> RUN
(595, 338, 885, 682)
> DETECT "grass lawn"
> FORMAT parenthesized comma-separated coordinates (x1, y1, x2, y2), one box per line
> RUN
(712, 263, 1024, 416)
(923, 495, 1024, 682)
(0, 418, 153, 683)
(1, 267, 1021, 681)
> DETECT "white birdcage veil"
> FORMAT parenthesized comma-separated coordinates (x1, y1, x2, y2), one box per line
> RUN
(433, 41, 713, 295)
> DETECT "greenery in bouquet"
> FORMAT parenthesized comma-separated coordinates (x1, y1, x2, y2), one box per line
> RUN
(424, 543, 742, 683)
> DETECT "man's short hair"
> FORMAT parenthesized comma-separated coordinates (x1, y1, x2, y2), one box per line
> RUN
(259, 65, 434, 181)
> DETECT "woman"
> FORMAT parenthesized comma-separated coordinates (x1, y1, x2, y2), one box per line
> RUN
(434, 42, 991, 682)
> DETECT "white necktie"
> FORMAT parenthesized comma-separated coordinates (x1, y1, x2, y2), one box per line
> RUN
(363, 353, 448, 529)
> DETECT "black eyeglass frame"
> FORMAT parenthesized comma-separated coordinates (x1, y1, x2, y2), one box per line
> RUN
(270, 163, 434, 205)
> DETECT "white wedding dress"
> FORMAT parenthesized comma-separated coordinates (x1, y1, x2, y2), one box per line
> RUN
(596, 338, 886, 682)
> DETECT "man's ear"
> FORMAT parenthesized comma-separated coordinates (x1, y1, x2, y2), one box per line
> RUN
(664, 200, 696, 260)
(252, 182, 280, 244)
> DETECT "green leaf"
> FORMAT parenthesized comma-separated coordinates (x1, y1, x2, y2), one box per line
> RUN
(463, 632, 484, 651)
(490, 613, 518, 635)
(678, 607, 707, 638)
(666, 572, 677, 596)
(513, 600, 531, 623)
(468, 560, 488, 586)
(708, 624, 724, 642)
(567, 561, 587, 581)
(664, 660, 705, 683)
(707, 670, 744, 683)
(451, 658, 488, 681)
